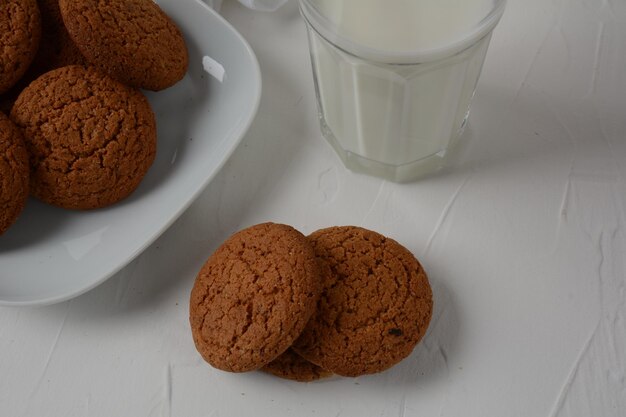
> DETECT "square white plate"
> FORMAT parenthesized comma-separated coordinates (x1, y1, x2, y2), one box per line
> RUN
(0, 0, 261, 306)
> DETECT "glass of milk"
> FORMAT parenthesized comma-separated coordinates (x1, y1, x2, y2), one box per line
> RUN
(299, 0, 506, 182)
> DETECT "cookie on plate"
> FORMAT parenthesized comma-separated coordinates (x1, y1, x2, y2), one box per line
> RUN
(31, 0, 86, 73)
(190, 223, 321, 373)
(0, 0, 41, 94)
(262, 348, 332, 382)
(11, 65, 156, 210)
(59, 0, 188, 91)
(293, 226, 433, 377)
(0, 112, 29, 235)
(0, 0, 86, 114)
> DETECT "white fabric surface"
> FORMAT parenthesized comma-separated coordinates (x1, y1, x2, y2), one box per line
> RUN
(1, 0, 625, 416)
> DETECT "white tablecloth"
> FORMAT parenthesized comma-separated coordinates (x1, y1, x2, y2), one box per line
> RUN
(1, 0, 625, 415)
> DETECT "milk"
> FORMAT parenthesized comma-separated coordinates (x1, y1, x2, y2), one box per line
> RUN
(312, 0, 494, 53)
(301, 0, 503, 181)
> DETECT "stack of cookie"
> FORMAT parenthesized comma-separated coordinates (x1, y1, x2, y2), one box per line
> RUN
(190, 223, 433, 381)
(0, 0, 188, 234)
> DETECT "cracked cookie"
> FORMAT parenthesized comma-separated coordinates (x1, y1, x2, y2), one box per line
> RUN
(59, 0, 188, 91)
(0, 0, 41, 94)
(190, 223, 321, 373)
(1, 0, 86, 114)
(0, 112, 29, 235)
(10, 65, 156, 210)
(262, 348, 332, 382)
(293, 226, 433, 377)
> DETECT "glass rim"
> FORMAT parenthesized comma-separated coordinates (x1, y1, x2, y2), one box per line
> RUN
(299, 0, 507, 64)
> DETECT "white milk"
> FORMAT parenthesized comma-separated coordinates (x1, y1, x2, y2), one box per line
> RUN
(302, 0, 502, 181)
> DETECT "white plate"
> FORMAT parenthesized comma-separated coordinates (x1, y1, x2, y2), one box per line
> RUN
(0, 0, 261, 306)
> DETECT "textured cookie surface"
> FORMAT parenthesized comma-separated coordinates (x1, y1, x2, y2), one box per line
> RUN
(262, 348, 332, 382)
(11, 65, 156, 210)
(293, 226, 433, 377)
(0, 0, 86, 114)
(190, 223, 321, 373)
(0, 0, 41, 94)
(0, 112, 29, 235)
(59, 0, 188, 91)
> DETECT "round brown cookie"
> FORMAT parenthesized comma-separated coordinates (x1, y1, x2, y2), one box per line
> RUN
(293, 226, 433, 377)
(59, 0, 188, 91)
(0, 112, 29, 235)
(0, 0, 86, 114)
(11, 65, 156, 210)
(262, 348, 332, 382)
(0, 0, 41, 94)
(190, 223, 321, 373)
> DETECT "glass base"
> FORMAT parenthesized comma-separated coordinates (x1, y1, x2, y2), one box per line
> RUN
(320, 117, 461, 183)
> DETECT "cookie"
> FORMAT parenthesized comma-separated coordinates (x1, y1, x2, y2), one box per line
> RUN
(10, 65, 156, 210)
(59, 0, 188, 91)
(31, 0, 86, 74)
(0, 0, 86, 114)
(293, 226, 433, 377)
(0, 112, 29, 235)
(0, 0, 41, 94)
(190, 223, 321, 373)
(262, 348, 332, 382)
